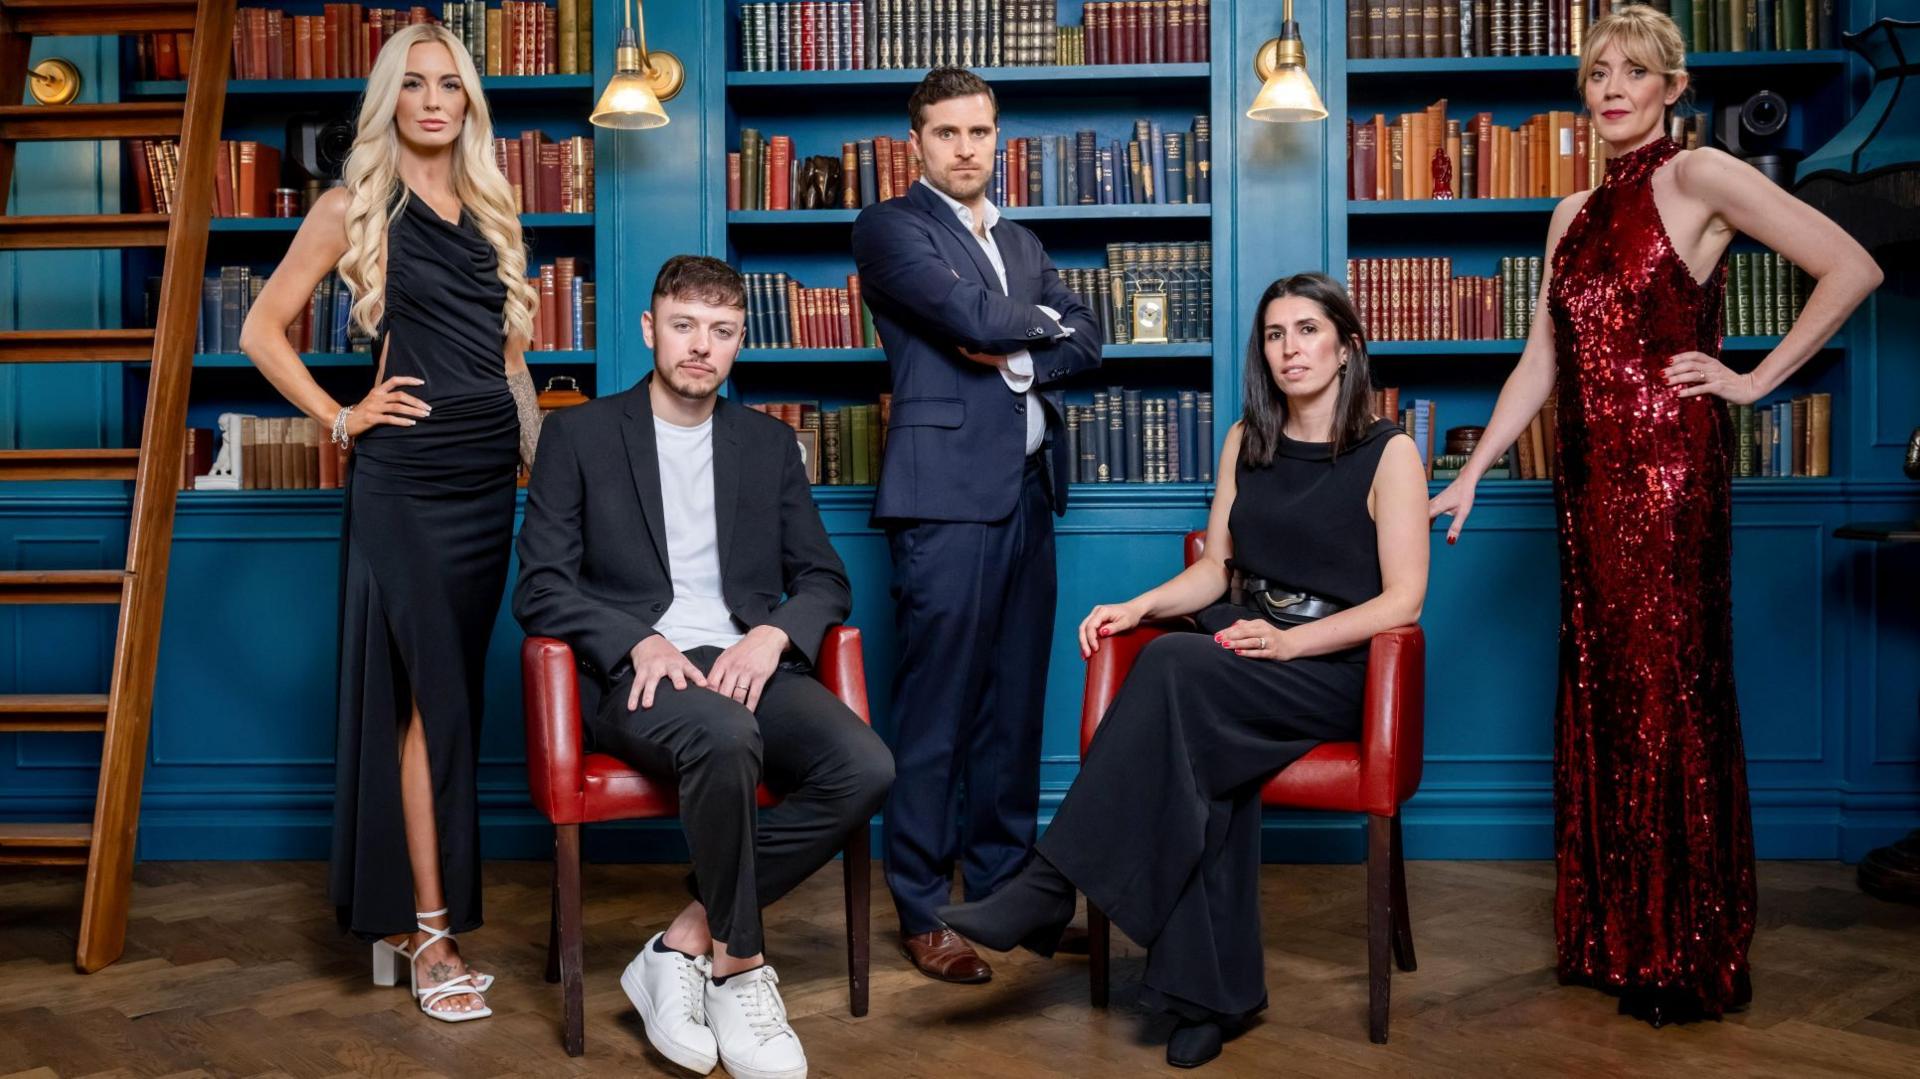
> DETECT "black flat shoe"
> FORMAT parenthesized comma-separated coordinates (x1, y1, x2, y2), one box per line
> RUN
(1167, 1020, 1223, 1068)
(934, 858, 1076, 957)
(1617, 986, 1711, 1028)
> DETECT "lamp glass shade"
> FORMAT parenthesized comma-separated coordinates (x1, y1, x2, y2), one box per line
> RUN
(1247, 64, 1328, 123)
(591, 71, 670, 130)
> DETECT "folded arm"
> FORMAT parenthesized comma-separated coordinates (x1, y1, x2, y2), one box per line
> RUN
(852, 207, 1069, 354)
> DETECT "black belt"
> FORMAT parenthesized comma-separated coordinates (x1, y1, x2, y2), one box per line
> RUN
(1229, 570, 1348, 625)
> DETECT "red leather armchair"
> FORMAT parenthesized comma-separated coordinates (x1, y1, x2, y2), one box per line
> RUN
(1080, 531, 1423, 1044)
(521, 628, 873, 1057)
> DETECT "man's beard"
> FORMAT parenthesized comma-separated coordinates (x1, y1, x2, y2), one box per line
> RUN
(659, 362, 720, 401)
(933, 165, 990, 202)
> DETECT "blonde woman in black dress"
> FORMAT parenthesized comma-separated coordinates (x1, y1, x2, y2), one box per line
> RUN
(239, 23, 542, 1022)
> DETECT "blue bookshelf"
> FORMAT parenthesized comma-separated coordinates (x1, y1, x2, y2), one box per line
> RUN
(178, 350, 596, 368)
(726, 62, 1210, 92)
(711, 0, 1231, 495)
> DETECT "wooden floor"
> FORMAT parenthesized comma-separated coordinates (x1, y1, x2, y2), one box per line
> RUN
(2, 858, 1917, 1077)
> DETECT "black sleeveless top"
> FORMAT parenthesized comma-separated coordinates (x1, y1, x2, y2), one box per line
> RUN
(1222, 419, 1405, 654)
(377, 186, 511, 401)
(353, 185, 517, 492)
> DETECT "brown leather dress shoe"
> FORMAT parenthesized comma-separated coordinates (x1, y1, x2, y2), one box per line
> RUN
(902, 929, 993, 984)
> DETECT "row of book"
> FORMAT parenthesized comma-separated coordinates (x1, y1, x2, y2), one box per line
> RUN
(1348, 256, 1542, 342)
(1729, 395, 1832, 478)
(184, 268, 364, 356)
(742, 273, 877, 350)
(128, 139, 284, 217)
(1079, 0, 1211, 64)
(181, 260, 596, 355)
(139, 2, 592, 82)
(1723, 253, 1808, 338)
(731, 120, 1211, 212)
(185, 417, 348, 491)
(494, 133, 595, 214)
(751, 399, 891, 486)
(1348, 0, 1586, 59)
(1669, 0, 1835, 53)
(1349, 105, 1602, 202)
(1073, 241, 1212, 345)
(733, 1, 1210, 72)
(1345, 2, 1834, 63)
(1065, 389, 1215, 484)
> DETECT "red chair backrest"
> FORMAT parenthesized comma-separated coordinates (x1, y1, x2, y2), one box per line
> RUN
(522, 636, 586, 823)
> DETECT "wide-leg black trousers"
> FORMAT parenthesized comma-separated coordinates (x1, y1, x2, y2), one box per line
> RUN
(1039, 619, 1366, 1019)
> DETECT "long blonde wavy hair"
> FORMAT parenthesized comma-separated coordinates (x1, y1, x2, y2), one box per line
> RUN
(338, 23, 536, 344)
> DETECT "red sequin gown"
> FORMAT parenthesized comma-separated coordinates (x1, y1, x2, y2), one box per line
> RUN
(1545, 135, 1757, 1021)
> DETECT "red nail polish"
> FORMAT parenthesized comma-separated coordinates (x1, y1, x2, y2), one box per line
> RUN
(1447, 535, 1456, 546)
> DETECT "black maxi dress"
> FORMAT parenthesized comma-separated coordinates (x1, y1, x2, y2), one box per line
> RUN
(1038, 419, 1405, 1020)
(328, 188, 520, 938)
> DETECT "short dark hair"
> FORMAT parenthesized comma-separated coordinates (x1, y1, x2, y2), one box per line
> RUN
(651, 254, 745, 310)
(908, 67, 997, 131)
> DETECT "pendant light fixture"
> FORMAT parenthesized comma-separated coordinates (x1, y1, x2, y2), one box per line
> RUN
(1247, 0, 1328, 124)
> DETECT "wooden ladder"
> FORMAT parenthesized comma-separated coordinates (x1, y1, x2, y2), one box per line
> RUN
(0, 0, 234, 971)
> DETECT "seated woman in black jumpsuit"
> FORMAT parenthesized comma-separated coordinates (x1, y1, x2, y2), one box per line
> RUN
(939, 272, 1431, 1068)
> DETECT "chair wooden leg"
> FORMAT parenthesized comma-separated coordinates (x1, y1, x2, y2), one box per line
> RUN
(1088, 902, 1111, 1008)
(1366, 814, 1392, 1044)
(842, 829, 870, 1018)
(555, 823, 585, 1057)
(545, 854, 562, 985)
(1389, 815, 1417, 973)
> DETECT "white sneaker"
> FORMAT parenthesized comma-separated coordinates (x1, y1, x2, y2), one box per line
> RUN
(621, 933, 718, 1075)
(704, 964, 807, 1079)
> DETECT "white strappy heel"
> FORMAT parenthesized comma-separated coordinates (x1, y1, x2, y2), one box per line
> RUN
(371, 907, 493, 1022)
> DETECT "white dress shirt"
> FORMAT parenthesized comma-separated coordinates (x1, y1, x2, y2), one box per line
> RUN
(920, 178, 1072, 455)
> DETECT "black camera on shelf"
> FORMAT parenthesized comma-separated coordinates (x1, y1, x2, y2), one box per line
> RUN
(285, 114, 356, 183)
(1717, 90, 1799, 187)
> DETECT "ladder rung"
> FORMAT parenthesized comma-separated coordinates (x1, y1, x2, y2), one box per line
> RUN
(6, 0, 198, 35)
(0, 214, 170, 251)
(0, 329, 155, 364)
(0, 823, 92, 866)
(0, 694, 108, 732)
(0, 449, 140, 481)
(0, 570, 125, 604)
(0, 102, 184, 142)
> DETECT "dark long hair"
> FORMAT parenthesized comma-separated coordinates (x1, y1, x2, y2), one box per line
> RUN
(1239, 272, 1376, 468)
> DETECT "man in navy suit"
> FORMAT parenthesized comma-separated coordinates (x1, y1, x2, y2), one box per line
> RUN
(852, 67, 1102, 983)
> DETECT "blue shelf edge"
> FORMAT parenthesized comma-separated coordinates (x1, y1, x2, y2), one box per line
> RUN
(1370, 336, 1841, 356)
(729, 204, 1209, 224)
(1348, 50, 1847, 78)
(735, 343, 1213, 364)
(726, 63, 1210, 89)
(129, 74, 593, 96)
(177, 351, 595, 368)
(210, 213, 592, 231)
(1348, 198, 1561, 215)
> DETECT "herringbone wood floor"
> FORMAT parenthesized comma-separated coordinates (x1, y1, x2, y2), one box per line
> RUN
(2, 858, 1917, 1077)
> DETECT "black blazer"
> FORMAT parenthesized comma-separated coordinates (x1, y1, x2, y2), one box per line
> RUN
(852, 181, 1103, 523)
(512, 377, 851, 685)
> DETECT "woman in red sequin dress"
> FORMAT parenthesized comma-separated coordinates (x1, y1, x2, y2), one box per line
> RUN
(1428, 6, 1880, 1025)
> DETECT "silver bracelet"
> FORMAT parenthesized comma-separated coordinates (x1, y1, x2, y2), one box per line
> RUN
(330, 406, 353, 449)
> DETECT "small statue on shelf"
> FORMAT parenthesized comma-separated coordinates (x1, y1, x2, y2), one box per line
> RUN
(1431, 146, 1454, 200)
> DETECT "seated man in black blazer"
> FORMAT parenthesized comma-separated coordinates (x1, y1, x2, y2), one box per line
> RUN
(514, 255, 893, 1079)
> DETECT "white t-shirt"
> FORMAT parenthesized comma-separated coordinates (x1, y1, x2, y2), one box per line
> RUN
(650, 415, 746, 652)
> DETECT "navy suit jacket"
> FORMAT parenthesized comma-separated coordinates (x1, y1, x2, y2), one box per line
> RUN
(852, 181, 1103, 523)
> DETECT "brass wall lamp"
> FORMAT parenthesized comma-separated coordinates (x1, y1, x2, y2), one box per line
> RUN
(1247, 0, 1327, 123)
(590, 0, 683, 129)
